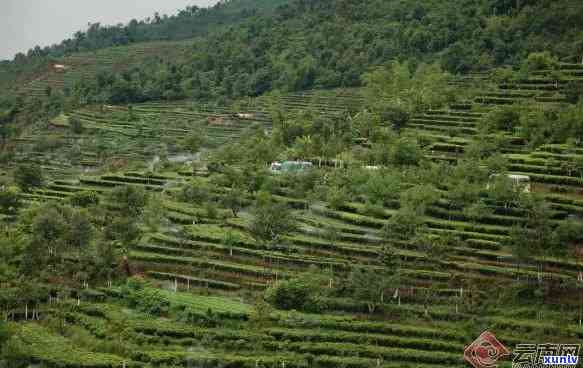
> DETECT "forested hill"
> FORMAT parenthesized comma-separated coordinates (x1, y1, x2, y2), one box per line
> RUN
(65, 0, 583, 103)
(0, 0, 287, 94)
(2, 0, 583, 114)
(9, 0, 288, 62)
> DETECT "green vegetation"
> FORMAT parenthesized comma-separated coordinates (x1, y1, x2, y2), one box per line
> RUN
(1, 0, 583, 366)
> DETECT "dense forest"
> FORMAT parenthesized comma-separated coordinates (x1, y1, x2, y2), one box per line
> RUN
(3, 0, 583, 106)
(65, 0, 583, 105)
(0, 0, 286, 94)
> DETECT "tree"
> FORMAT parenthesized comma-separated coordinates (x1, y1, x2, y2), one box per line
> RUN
(249, 297, 273, 331)
(451, 159, 488, 185)
(553, 220, 583, 259)
(522, 52, 559, 73)
(0, 186, 20, 214)
(94, 240, 119, 286)
(363, 61, 453, 113)
(487, 175, 520, 208)
(380, 105, 410, 131)
(20, 205, 72, 276)
(0, 320, 10, 351)
(221, 187, 246, 217)
(379, 246, 402, 304)
(361, 171, 402, 206)
(105, 216, 141, 245)
(508, 194, 555, 282)
(69, 116, 84, 134)
(575, 155, 583, 180)
(294, 135, 315, 159)
(66, 209, 93, 249)
(555, 103, 583, 145)
(31, 206, 67, 257)
(447, 180, 481, 216)
(108, 185, 148, 216)
(383, 207, 423, 242)
(415, 232, 447, 268)
(143, 194, 164, 231)
(508, 225, 533, 278)
(326, 186, 350, 210)
(183, 129, 206, 153)
(520, 194, 555, 254)
(519, 108, 556, 149)
(565, 81, 583, 104)
(400, 184, 439, 216)
(347, 266, 385, 314)
(484, 106, 521, 132)
(440, 42, 477, 74)
(249, 194, 296, 245)
(266, 267, 328, 312)
(69, 191, 100, 207)
(486, 153, 509, 174)
(391, 137, 423, 166)
(463, 201, 494, 225)
(181, 178, 211, 204)
(14, 164, 43, 192)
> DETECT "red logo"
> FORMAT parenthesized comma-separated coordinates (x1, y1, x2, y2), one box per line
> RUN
(464, 331, 510, 368)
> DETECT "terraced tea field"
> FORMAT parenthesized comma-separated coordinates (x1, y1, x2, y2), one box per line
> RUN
(17, 40, 194, 98)
(409, 63, 583, 163)
(3, 71, 583, 367)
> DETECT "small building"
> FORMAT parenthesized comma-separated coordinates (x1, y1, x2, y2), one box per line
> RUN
(207, 116, 228, 125)
(52, 63, 70, 71)
(270, 161, 313, 173)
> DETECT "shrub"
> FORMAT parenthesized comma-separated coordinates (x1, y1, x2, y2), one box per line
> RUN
(267, 279, 311, 310)
(34, 136, 62, 152)
(391, 137, 422, 166)
(360, 172, 401, 205)
(108, 185, 148, 216)
(380, 104, 410, 130)
(485, 106, 521, 132)
(523, 51, 559, 72)
(69, 191, 100, 207)
(122, 278, 170, 316)
(0, 320, 10, 350)
(204, 201, 219, 219)
(553, 219, 583, 249)
(182, 129, 206, 153)
(266, 270, 328, 312)
(359, 200, 386, 218)
(14, 164, 43, 192)
(181, 179, 211, 204)
(249, 194, 296, 244)
(383, 208, 423, 242)
(565, 81, 583, 104)
(68, 116, 83, 134)
(326, 186, 350, 210)
(492, 66, 517, 84)
(0, 186, 20, 214)
(104, 216, 141, 244)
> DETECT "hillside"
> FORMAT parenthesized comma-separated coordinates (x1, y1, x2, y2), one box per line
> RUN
(17, 41, 194, 98)
(1, 0, 583, 367)
(5, 0, 583, 105)
(0, 0, 286, 97)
